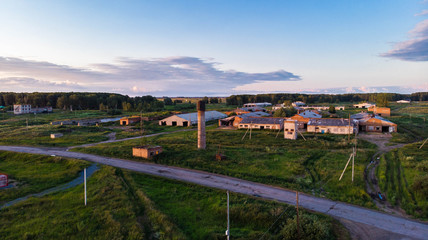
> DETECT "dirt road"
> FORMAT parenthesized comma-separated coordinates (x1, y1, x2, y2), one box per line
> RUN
(1, 145, 427, 239)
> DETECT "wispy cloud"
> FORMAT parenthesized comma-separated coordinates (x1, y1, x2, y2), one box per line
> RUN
(415, 9, 428, 16)
(0, 56, 300, 96)
(381, 19, 428, 61)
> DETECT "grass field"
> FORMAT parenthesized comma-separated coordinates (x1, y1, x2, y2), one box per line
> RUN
(0, 151, 89, 204)
(377, 141, 428, 219)
(74, 129, 377, 208)
(0, 159, 349, 239)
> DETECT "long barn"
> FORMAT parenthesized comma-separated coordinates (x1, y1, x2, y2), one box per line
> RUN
(159, 111, 227, 127)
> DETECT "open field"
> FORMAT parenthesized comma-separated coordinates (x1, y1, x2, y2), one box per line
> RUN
(0, 151, 89, 203)
(377, 141, 428, 220)
(0, 155, 348, 240)
(74, 129, 378, 208)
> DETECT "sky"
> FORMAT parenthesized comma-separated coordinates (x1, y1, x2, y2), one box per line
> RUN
(0, 0, 427, 96)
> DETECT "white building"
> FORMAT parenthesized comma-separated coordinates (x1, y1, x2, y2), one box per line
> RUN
(284, 120, 298, 140)
(397, 99, 411, 103)
(159, 111, 227, 126)
(13, 104, 31, 115)
(243, 102, 272, 108)
(353, 102, 375, 109)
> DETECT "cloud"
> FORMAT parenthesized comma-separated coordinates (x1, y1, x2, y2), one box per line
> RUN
(0, 56, 300, 96)
(415, 9, 428, 16)
(381, 19, 428, 61)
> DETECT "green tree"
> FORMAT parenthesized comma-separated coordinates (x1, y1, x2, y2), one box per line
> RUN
(280, 214, 333, 240)
(163, 97, 173, 105)
(376, 93, 389, 107)
(328, 105, 336, 113)
(273, 108, 286, 117)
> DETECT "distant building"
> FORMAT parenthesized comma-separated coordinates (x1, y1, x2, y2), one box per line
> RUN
(284, 120, 298, 140)
(397, 99, 411, 104)
(13, 104, 31, 115)
(353, 102, 375, 109)
(120, 116, 141, 125)
(219, 112, 271, 127)
(243, 102, 272, 108)
(372, 107, 391, 117)
(238, 117, 284, 130)
(292, 101, 306, 107)
(159, 111, 227, 126)
(13, 104, 52, 115)
(307, 118, 355, 134)
(50, 133, 63, 139)
(240, 106, 267, 112)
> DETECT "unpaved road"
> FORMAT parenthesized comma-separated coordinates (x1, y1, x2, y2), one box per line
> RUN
(1, 145, 427, 240)
(67, 128, 196, 149)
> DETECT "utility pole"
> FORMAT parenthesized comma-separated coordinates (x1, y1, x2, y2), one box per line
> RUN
(348, 113, 351, 142)
(26, 118, 28, 130)
(352, 147, 355, 182)
(84, 168, 87, 206)
(249, 122, 252, 140)
(226, 191, 230, 240)
(296, 191, 300, 240)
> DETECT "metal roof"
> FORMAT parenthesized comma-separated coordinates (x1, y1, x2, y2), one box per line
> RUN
(176, 111, 227, 124)
(240, 117, 284, 125)
(299, 110, 321, 118)
(238, 112, 270, 118)
(308, 118, 352, 126)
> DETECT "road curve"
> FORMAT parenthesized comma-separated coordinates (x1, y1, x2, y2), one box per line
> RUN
(1, 145, 427, 239)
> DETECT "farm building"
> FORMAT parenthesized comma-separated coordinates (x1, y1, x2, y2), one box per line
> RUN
(353, 102, 375, 109)
(307, 118, 355, 134)
(120, 116, 141, 125)
(284, 120, 298, 140)
(13, 104, 31, 114)
(219, 112, 271, 127)
(300, 105, 345, 111)
(50, 133, 63, 139)
(397, 99, 411, 103)
(292, 101, 306, 107)
(358, 116, 397, 133)
(240, 106, 267, 112)
(132, 145, 162, 159)
(159, 111, 227, 126)
(299, 110, 321, 118)
(32, 106, 53, 114)
(224, 108, 250, 116)
(371, 107, 391, 117)
(238, 117, 284, 130)
(243, 102, 272, 108)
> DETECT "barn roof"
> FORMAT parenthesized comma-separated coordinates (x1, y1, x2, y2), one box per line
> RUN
(308, 118, 352, 127)
(175, 111, 227, 123)
(240, 117, 284, 125)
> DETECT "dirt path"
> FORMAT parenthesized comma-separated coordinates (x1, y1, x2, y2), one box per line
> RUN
(358, 133, 409, 217)
(0, 145, 427, 239)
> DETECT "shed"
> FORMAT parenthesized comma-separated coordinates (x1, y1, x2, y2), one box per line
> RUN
(132, 145, 163, 159)
(50, 133, 63, 139)
(358, 116, 397, 133)
(120, 116, 141, 125)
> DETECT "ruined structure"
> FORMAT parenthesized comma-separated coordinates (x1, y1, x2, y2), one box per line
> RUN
(197, 101, 206, 149)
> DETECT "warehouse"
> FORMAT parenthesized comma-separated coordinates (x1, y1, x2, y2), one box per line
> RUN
(307, 118, 355, 134)
(159, 111, 227, 126)
(238, 117, 284, 130)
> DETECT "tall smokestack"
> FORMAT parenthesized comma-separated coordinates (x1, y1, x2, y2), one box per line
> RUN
(197, 101, 206, 149)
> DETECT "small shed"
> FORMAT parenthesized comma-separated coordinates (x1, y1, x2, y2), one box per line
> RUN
(50, 133, 63, 139)
(120, 116, 141, 125)
(132, 145, 163, 159)
(284, 120, 298, 140)
(0, 173, 8, 188)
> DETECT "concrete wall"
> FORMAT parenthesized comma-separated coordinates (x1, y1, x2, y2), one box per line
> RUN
(159, 115, 189, 126)
(307, 125, 353, 134)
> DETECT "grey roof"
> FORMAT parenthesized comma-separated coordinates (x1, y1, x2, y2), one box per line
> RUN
(308, 118, 352, 126)
(299, 110, 321, 118)
(238, 112, 270, 118)
(240, 106, 267, 112)
(351, 112, 372, 120)
(176, 111, 227, 124)
(240, 117, 284, 125)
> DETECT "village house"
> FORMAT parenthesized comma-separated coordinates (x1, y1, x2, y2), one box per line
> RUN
(238, 117, 284, 130)
(307, 118, 355, 134)
(159, 111, 227, 126)
(120, 116, 141, 125)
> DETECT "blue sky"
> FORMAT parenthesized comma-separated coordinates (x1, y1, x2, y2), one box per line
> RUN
(0, 0, 427, 96)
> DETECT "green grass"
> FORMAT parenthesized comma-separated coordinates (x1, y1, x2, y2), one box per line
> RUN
(377, 141, 428, 219)
(0, 151, 89, 203)
(74, 129, 377, 208)
(125, 171, 350, 240)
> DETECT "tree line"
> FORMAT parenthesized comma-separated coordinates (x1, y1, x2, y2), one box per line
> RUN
(226, 92, 428, 106)
(0, 92, 164, 112)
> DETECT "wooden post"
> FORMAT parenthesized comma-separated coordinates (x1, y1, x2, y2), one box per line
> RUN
(226, 191, 230, 240)
(296, 191, 300, 240)
(348, 113, 351, 142)
(352, 148, 355, 182)
(339, 154, 353, 181)
(84, 168, 87, 206)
